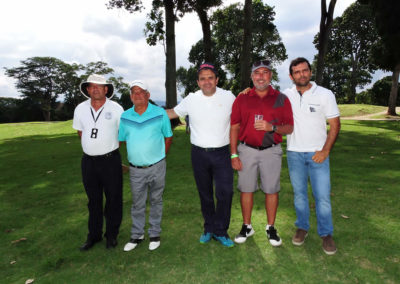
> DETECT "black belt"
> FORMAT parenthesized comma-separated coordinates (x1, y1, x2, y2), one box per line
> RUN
(192, 144, 229, 152)
(84, 148, 119, 158)
(240, 141, 276, 150)
(129, 158, 164, 169)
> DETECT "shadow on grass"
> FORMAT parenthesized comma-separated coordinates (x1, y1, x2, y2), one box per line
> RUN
(1, 121, 399, 283)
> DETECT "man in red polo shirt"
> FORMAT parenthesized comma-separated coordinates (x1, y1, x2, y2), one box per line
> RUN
(230, 59, 293, 246)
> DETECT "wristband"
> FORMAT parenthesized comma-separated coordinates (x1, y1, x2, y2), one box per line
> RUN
(231, 154, 239, 159)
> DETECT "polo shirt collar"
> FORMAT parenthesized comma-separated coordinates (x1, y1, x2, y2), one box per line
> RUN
(291, 81, 317, 95)
(132, 102, 152, 115)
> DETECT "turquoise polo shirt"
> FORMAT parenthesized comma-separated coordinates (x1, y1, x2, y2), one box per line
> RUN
(119, 103, 173, 166)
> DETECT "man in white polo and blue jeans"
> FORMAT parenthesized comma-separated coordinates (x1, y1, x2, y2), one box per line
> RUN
(73, 74, 124, 251)
(119, 80, 173, 251)
(284, 57, 340, 255)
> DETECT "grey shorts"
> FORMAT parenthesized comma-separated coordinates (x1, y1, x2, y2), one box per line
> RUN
(237, 143, 282, 194)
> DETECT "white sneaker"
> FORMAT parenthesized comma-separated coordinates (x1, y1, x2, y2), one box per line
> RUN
(234, 224, 255, 244)
(149, 237, 160, 251)
(123, 235, 144, 252)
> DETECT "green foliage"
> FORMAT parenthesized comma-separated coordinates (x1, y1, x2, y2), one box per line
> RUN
(1, 120, 399, 283)
(176, 66, 198, 98)
(178, 0, 286, 96)
(3, 57, 130, 121)
(312, 2, 380, 103)
(0, 97, 43, 123)
(356, 76, 400, 106)
(359, 0, 400, 71)
(4, 57, 74, 121)
(359, 0, 400, 114)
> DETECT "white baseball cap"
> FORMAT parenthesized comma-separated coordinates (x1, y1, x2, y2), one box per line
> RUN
(130, 80, 148, 92)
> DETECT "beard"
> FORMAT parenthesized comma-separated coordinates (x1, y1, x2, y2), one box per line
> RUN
(253, 81, 270, 91)
(294, 77, 310, 87)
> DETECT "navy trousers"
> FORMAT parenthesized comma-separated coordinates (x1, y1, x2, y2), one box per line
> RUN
(191, 145, 233, 237)
(81, 150, 123, 241)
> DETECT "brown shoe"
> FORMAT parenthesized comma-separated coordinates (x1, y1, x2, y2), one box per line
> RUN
(292, 228, 308, 246)
(322, 235, 337, 255)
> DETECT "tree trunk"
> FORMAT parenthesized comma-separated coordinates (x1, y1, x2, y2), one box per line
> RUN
(164, 0, 177, 108)
(315, 0, 337, 85)
(387, 62, 400, 115)
(195, 6, 213, 62)
(349, 56, 358, 103)
(240, 0, 252, 91)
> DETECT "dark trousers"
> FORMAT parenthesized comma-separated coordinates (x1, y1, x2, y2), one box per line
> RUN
(81, 150, 123, 241)
(191, 145, 233, 237)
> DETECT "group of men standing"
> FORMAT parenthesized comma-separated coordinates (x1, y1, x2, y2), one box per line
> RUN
(73, 57, 340, 255)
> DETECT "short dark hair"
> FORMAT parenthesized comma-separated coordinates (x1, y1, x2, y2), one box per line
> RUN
(289, 57, 311, 75)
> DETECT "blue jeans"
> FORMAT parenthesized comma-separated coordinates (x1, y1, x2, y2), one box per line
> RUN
(287, 151, 333, 236)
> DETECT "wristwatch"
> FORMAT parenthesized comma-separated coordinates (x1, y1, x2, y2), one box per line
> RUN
(272, 125, 277, 132)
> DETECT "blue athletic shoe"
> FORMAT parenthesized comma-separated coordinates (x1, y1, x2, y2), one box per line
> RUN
(212, 234, 234, 247)
(200, 232, 212, 244)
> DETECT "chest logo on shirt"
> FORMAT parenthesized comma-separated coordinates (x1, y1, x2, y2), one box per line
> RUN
(105, 112, 112, 120)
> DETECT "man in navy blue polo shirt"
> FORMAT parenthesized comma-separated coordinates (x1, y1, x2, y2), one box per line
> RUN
(119, 80, 173, 251)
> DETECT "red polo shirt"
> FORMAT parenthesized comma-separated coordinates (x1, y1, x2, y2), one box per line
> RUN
(231, 86, 293, 146)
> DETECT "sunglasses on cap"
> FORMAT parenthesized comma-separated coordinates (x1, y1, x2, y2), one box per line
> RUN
(252, 60, 271, 67)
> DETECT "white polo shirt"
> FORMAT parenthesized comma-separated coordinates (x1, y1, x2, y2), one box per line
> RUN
(174, 87, 236, 148)
(284, 82, 340, 152)
(73, 98, 123, 156)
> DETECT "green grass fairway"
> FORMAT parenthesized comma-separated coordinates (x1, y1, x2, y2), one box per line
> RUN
(338, 104, 387, 117)
(1, 119, 399, 283)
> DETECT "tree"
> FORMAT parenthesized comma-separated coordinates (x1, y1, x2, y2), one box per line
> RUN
(315, 0, 337, 85)
(4, 57, 72, 121)
(190, 0, 222, 63)
(108, 0, 195, 108)
(240, 0, 252, 91)
(359, 0, 400, 115)
(357, 76, 400, 106)
(108, 76, 131, 110)
(178, 0, 286, 96)
(313, 2, 379, 103)
(62, 61, 115, 118)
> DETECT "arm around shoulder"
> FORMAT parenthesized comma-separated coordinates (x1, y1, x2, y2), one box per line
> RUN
(166, 109, 179, 119)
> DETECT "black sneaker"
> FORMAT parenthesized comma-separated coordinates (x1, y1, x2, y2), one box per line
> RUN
(266, 225, 282, 247)
(234, 224, 255, 244)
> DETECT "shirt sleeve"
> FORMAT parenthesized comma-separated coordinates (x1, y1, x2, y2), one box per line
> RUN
(173, 95, 189, 117)
(324, 91, 340, 119)
(230, 96, 242, 125)
(118, 116, 126, 142)
(161, 109, 173, 138)
(72, 105, 83, 131)
(282, 96, 294, 125)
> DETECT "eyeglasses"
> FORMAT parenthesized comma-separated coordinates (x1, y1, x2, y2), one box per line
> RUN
(252, 60, 271, 67)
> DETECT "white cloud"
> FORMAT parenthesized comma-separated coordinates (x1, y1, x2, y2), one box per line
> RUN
(1, 0, 361, 101)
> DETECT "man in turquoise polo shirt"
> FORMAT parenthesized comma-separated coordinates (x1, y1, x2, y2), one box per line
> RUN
(119, 80, 173, 251)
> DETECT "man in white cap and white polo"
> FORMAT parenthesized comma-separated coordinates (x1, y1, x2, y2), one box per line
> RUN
(119, 80, 173, 251)
(73, 74, 124, 251)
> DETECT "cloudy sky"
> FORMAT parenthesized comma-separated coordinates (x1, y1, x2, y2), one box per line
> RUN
(0, 0, 370, 102)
